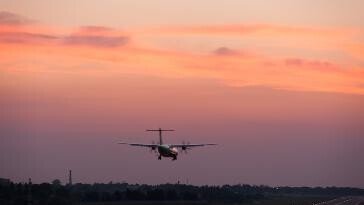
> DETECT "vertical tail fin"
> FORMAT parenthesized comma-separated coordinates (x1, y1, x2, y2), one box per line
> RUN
(146, 128, 174, 145)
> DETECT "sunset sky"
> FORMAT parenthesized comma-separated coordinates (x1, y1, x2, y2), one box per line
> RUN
(1, 0, 364, 187)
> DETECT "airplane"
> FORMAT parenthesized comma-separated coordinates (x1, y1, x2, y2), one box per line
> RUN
(118, 128, 217, 160)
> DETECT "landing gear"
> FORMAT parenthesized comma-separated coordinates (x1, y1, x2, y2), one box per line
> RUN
(158, 155, 162, 160)
(172, 156, 177, 161)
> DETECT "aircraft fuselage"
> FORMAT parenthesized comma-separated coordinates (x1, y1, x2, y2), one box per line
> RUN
(157, 145, 178, 160)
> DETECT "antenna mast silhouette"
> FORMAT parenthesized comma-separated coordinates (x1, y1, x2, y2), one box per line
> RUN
(27, 178, 33, 205)
(68, 170, 72, 186)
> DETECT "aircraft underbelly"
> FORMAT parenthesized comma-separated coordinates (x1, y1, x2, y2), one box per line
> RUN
(158, 147, 177, 157)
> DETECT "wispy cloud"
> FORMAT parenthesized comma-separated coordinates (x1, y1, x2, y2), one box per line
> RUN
(63, 26, 129, 47)
(0, 20, 129, 48)
(1, 11, 364, 95)
(0, 31, 58, 44)
(148, 24, 350, 38)
(0, 11, 33, 25)
(213, 47, 239, 56)
(63, 35, 128, 48)
(284, 58, 340, 72)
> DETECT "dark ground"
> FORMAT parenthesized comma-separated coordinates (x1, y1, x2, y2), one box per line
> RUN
(1, 178, 363, 205)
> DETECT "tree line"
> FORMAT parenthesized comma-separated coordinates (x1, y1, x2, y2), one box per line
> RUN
(0, 178, 363, 205)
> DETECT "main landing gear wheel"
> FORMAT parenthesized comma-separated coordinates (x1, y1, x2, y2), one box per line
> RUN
(158, 156, 162, 160)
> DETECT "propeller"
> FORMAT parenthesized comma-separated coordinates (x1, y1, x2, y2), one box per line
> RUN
(149, 140, 157, 154)
(181, 141, 191, 154)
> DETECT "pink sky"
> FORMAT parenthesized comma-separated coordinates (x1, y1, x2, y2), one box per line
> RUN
(1, 1, 364, 187)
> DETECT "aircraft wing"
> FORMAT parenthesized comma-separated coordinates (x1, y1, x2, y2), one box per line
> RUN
(170, 143, 217, 148)
(118, 142, 157, 148)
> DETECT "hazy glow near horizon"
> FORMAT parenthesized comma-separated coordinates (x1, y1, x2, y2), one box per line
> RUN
(1, 1, 364, 187)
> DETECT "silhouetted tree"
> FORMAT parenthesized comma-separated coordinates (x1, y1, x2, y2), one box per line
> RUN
(112, 190, 123, 200)
(166, 189, 179, 200)
(52, 179, 62, 187)
(147, 189, 165, 200)
(126, 188, 146, 200)
(1, 179, 364, 205)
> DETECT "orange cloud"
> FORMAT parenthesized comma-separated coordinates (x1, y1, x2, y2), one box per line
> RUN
(0, 20, 130, 48)
(146, 24, 353, 39)
(1, 12, 364, 95)
(62, 26, 130, 47)
(345, 43, 364, 60)
(0, 11, 33, 25)
(0, 31, 58, 44)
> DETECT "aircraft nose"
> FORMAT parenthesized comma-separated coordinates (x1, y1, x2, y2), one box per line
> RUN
(172, 147, 178, 154)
